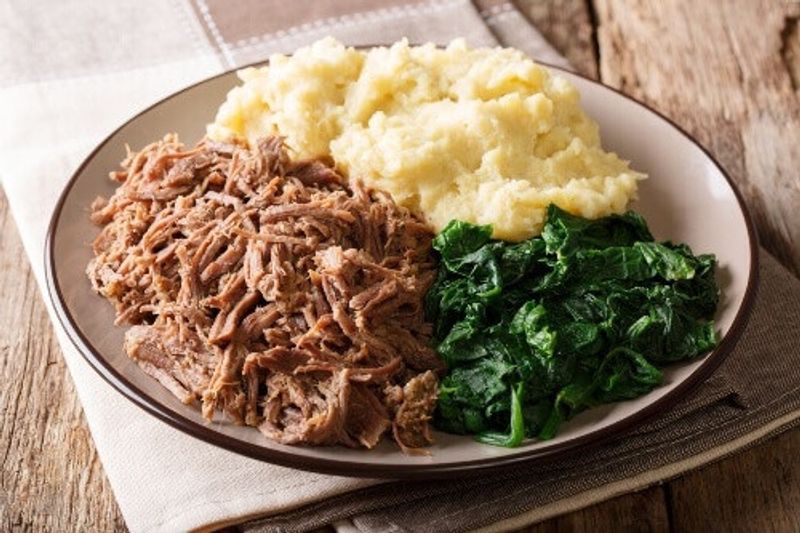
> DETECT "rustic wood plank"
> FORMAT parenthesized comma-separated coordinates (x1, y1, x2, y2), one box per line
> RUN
(593, 0, 800, 275)
(667, 427, 800, 532)
(520, 485, 670, 533)
(0, 188, 126, 532)
(515, 0, 599, 79)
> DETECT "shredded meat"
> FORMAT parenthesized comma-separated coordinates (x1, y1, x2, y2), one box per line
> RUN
(87, 134, 442, 451)
(393, 371, 439, 454)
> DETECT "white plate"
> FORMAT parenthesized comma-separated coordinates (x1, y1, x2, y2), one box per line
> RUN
(45, 61, 758, 478)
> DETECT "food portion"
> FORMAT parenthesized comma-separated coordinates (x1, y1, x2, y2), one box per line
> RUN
(87, 134, 444, 451)
(427, 206, 718, 444)
(86, 39, 723, 452)
(208, 38, 643, 241)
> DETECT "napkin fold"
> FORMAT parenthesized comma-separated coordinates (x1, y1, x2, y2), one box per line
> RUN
(1, 1, 799, 532)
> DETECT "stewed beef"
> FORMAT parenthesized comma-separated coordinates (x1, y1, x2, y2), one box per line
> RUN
(88, 134, 442, 451)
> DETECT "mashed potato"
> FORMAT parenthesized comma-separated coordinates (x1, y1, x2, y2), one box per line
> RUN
(208, 38, 644, 240)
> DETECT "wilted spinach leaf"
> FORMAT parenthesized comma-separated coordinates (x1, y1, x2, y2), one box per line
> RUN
(428, 204, 719, 446)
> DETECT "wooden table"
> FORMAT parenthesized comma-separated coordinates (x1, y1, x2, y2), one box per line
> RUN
(2, 0, 799, 530)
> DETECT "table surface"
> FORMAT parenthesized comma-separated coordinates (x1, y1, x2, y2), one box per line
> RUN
(2, 0, 800, 531)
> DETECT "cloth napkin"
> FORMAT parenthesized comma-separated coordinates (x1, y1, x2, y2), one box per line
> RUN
(1, 1, 799, 532)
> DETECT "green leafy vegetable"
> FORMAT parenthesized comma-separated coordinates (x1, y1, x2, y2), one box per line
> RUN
(428, 204, 719, 446)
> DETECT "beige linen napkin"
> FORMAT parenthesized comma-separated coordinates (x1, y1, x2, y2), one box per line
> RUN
(1, 1, 799, 532)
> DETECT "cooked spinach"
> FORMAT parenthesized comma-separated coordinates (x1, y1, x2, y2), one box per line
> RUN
(427, 205, 719, 445)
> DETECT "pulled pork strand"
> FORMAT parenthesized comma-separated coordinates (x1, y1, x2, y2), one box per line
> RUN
(87, 134, 443, 451)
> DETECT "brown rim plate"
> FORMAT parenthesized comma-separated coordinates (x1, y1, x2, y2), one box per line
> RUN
(44, 57, 759, 479)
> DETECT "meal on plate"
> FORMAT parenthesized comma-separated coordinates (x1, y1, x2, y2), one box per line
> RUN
(87, 38, 719, 452)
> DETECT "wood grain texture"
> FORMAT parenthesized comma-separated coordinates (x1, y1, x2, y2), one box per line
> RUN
(0, 189, 125, 532)
(526, 485, 670, 533)
(514, 0, 599, 78)
(667, 427, 800, 533)
(593, 0, 800, 275)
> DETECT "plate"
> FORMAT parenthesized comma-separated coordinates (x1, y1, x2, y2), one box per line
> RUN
(45, 60, 758, 478)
